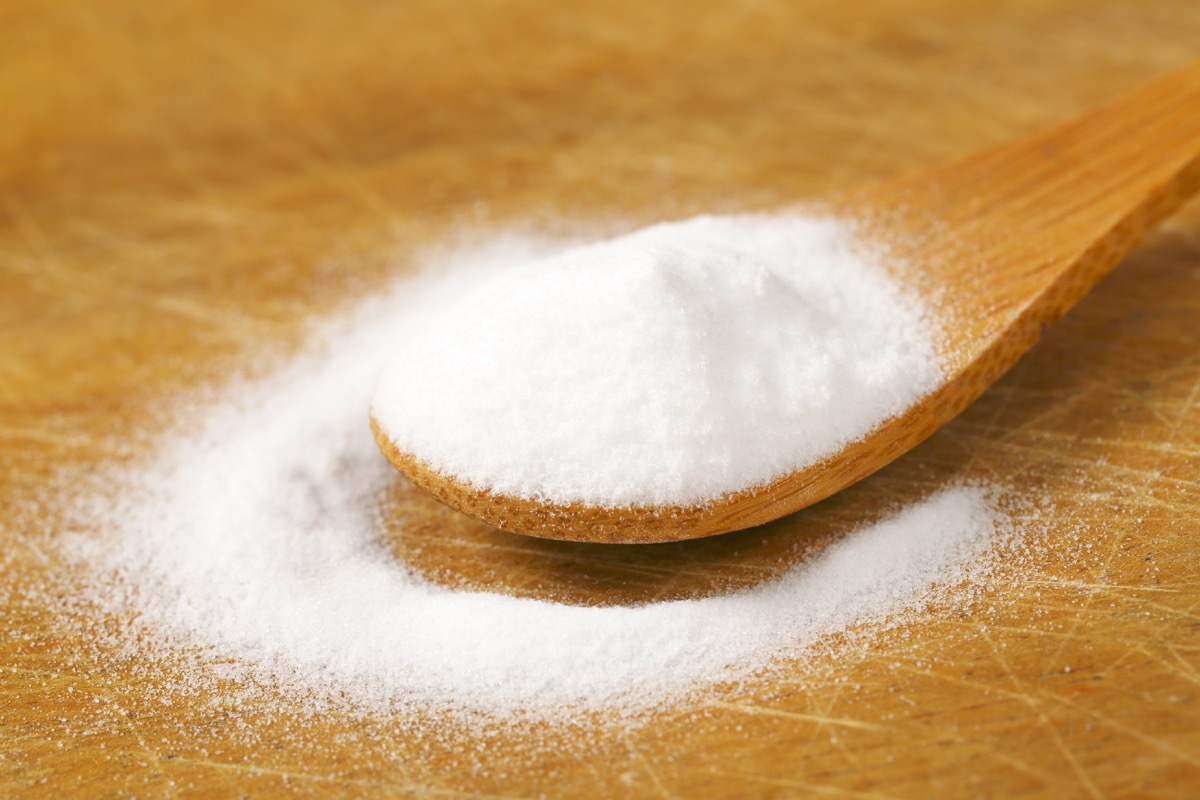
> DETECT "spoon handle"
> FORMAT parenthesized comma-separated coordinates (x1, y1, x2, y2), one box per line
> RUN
(849, 59, 1200, 373)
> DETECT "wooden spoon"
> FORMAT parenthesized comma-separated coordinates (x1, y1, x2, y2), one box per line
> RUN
(373, 60, 1200, 544)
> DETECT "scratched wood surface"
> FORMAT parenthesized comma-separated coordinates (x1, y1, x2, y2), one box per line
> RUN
(3, 0, 1199, 797)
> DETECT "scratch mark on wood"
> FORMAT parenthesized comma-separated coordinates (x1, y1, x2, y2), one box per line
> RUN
(705, 701, 887, 732)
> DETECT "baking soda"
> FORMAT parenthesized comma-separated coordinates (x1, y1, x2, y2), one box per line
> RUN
(372, 214, 944, 507)
(64, 217, 1009, 718)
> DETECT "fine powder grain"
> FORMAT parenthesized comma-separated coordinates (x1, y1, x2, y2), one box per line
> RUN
(372, 214, 945, 507)
(62, 218, 1008, 719)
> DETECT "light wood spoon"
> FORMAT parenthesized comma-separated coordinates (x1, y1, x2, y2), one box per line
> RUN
(373, 60, 1200, 544)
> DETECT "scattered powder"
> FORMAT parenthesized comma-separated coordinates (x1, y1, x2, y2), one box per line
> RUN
(62, 216, 1009, 719)
(372, 214, 944, 507)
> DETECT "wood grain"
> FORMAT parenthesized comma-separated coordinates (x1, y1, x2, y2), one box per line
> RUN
(3, 0, 1199, 797)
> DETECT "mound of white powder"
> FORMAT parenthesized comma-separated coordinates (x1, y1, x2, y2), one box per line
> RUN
(372, 214, 944, 507)
(63, 218, 1008, 718)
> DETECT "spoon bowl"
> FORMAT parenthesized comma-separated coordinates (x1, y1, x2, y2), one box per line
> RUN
(373, 60, 1200, 544)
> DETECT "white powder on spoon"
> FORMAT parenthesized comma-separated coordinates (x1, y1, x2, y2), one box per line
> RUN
(63, 215, 1008, 718)
(372, 214, 944, 507)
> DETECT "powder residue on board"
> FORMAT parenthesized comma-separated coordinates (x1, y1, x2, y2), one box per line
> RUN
(59, 217, 1012, 718)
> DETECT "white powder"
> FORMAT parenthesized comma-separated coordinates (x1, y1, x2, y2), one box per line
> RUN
(372, 214, 944, 507)
(60, 219, 1011, 719)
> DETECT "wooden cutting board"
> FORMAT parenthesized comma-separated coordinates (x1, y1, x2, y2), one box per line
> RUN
(3, 0, 1198, 796)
